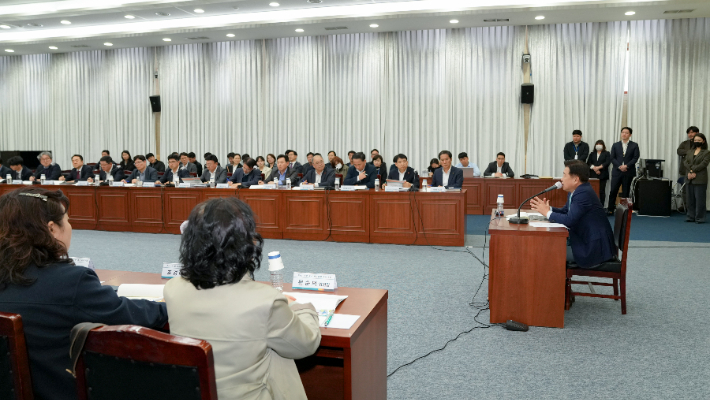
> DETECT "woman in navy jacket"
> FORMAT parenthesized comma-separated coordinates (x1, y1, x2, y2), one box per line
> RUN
(0, 187, 168, 400)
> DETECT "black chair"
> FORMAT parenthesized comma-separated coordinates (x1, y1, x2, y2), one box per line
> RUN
(0, 312, 33, 400)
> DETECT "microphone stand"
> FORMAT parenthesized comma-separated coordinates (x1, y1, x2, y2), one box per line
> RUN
(509, 184, 561, 224)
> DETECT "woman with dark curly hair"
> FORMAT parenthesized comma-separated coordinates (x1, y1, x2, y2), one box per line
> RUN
(164, 197, 321, 400)
(0, 186, 167, 400)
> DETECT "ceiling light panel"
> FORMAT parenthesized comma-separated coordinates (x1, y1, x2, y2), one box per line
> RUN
(0, 0, 188, 17)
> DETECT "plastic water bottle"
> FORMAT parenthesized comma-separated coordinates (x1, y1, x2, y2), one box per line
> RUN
(267, 251, 285, 292)
(496, 194, 505, 217)
(6, 174, 11, 184)
(108, 174, 114, 185)
(422, 179, 428, 192)
(209, 176, 215, 188)
(40, 174, 46, 185)
(286, 178, 291, 190)
(334, 177, 340, 191)
(374, 178, 380, 191)
(94, 174, 99, 185)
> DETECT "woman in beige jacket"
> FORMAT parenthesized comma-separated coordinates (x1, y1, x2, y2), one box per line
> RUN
(164, 197, 321, 400)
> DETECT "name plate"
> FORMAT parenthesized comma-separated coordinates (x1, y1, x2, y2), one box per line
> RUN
(76, 181, 89, 186)
(292, 272, 337, 291)
(70, 257, 95, 270)
(162, 263, 183, 279)
(340, 185, 356, 191)
(300, 184, 315, 190)
(385, 185, 401, 192)
(264, 184, 277, 190)
(52, 181, 63, 185)
(428, 186, 447, 193)
(178, 183, 191, 188)
(23, 181, 33, 185)
(216, 183, 230, 189)
(110, 181, 124, 187)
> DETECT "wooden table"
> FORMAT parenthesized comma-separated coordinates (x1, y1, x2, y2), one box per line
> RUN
(487, 209, 569, 328)
(96, 269, 388, 400)
(0, 184, 466, 246)
(417, 176, 599, 215)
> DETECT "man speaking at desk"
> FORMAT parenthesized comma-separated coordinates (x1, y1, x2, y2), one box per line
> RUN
(530, 160, 615, 269)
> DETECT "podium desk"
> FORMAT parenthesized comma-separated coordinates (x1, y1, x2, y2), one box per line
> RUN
(96, 270, 388, 400)
(488, 210, 568, 328)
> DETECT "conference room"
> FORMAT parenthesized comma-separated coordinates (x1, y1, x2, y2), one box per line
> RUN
(1, 0, 709, 399)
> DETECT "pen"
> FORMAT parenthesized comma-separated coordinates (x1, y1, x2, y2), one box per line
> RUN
(324, 311, 335, 327)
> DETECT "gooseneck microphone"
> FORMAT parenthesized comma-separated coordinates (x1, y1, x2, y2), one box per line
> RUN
(508, 181, 562, 224)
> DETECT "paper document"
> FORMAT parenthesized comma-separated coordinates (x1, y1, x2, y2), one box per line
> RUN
(117, 284, 165, 300)
(325, 314, 360, 330)
(529, 222, 567, 228)
(283, 292, 348, 326)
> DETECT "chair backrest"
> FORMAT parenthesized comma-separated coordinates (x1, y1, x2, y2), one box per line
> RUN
(157, 172, 164, 176)
(613, 199, 633, 271)
(377, 174, 381, 180)
(0, 312, 33, 400)
(189, 172, 198, 177)
(297, 173, 303, 178)
(75, 325, 217, 400)
(335, 173, 343, 181)
(260, 173, 265, 180)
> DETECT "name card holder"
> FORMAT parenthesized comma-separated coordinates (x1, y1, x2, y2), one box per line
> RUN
(70, 257, 95, 270)
(76, 181, 89, 186)
(340, 185, 356, 191)
(178, 183, 191, 188)
(216, 183, 230, 189)
(162, 263, 183, 279)
(264, 184, 277, 190)
(110, 181, 124, 187)
(384, 186, 401, 192)
(300, 184, 315, 190)
(292, 272, 337, 291)
(428, 186, 447, 193)
(22, 181, 33, 185)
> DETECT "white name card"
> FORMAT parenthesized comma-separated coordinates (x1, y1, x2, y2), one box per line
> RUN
(110, 181, 124, 187)
(340, 185, 356, 191)
(70, 257, 95, 270)
(216, 183, 230, 189)
(385, 186, 401, 192)
(52, 181, 63, 185)
(22, 181, 33, 185)
(292, 272, 338, 292)
(300, 184, 315, 190)
(264, 184, 277, 190)
(178, 183, 191, 188)
(76, 181, 89, 186)
(161, 263, 182, 279)
(428, 186, 447, 193)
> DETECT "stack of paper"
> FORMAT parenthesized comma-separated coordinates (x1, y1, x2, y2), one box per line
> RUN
(283, 292, 351, 327)
(117, 284, 165, 301)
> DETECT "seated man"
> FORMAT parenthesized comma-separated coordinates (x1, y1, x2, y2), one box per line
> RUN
(0, 158, 14, 178)
(455, 152, 481, 176)
(146, 153, 166, 172)
(531, 160, 615, 269)
(260, 154, 300, 186)
(188, 152, 203, 176)
(157, 154, 190, 185)
(286, 150, 303, 174)
(343, 152, 377, 188)
(7, 156, 33, 181)
(300, 154, 335, 188)
(230, 158, 261, 187)
(30, 152, 62, 181)
(201, 154, 227, 184)
(123, 155, 158, 185)
(179, 152, 197, 174)
(483, 152, 515, 178)
(383, 153, 419, 191)
(59, 154, 94, 182)
(431, 150, 463, 189)
(87, 156, 124, 183)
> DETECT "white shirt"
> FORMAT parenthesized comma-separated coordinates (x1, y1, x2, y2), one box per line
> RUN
(171, 169, 180, 183)
(621, 140, 629, 165)
(442, 167, 451, 187)
(398, 169, 406, 181)
(314, 170, 322, 186)
(497, 166, 502, 174)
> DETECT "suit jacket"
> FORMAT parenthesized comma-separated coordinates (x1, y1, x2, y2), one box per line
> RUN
(369, 161, 388, 177)
(119, 159, 135, 172)
(124, 166, 159, 183)
(563, 141, 590, 162)
(387, 167, 420, 190)
(610, 141, 640, 177)
(343, 163, 378, 188)
(33, 163, 62, 180)
(229, 168, 261, 187)
(265, 167, 300, 186)
(677, 139, 694, 175)
(300, 167, 335, 187)
(160, 168, 191, 184)
(164, 276, 320, 400)
(0, 262, 168, 400)
(227, 164, 242, 174)
(201, 165, 228, 183)
(683, 149, 710, 185)
(194, 161, 203, 176)
(64, 165, 94, 181)
(288, 161, 303, 174)
(181, 162, 197, 174)
(12, 166, 34, 181)
(98, 166, 125, 182)
(586, 151, 611, 181)
(549, 182, 616, 268)
(302, 163, 314, 175)
(149, 160, 166, 172)
(483, 162, 515, 178)
(0, 165, 11, 178)
(431, 166, 464, 188)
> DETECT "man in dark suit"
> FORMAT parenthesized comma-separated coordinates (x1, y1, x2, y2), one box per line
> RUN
(300, 154, 335, 188)
(123, 155, 158, 184)
(383, 153, 419, 190)
(7, 156, 33, 181)
(200, 154, 228, 184)
(302, 152, 315, 175)
(607, 127, 640, 215)
(229, 158, 261, 187)
(59, 154, 94, 182)
(179, 152, 197, 174)
(0, 158, 13, 179)
(563, 130, 590, 162)
(188, 152, 203, 176)
(431, 150, 463, 188)
(286, 150, 303, 174)
(157, 154, 190, 185)
(146, 153, 166, 172)
(30, 151, 62, 181)
(483, 152, 515, 178)
(346, 151, 355, 167)
(88, 156, 124, 183)
(260, 154, 300, 186)
(531, 160, 616, 269)
(343, 152, 377, 188)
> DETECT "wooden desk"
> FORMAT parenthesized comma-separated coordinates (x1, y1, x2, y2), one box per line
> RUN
(0, 184, 466, 246)
(487, 210, 568, 328)
(95, 270, 388, 400)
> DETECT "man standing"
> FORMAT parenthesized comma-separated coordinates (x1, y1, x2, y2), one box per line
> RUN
(201, 155, 227, 184)
(146, 153, 166, 172)
(563, 130, 590, 162)
(343, 152, 377, 188)
(123, 155, 158, 184)
(677, 126, 699, 207)
(300, 155, 335, 188)
(30, 152, 62, 181)
(432, 150, 464, 188)
(59, 154, 93, 182)
(607, 127, 640, 215)
(455, 152, 481, 176)
(483, 152, 515, 178)
(179, 152, 197, 174)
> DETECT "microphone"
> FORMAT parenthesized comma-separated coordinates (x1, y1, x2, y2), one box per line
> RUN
(509, 181, 562, 224)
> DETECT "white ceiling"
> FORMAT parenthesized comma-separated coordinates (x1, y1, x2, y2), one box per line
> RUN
(0, 0, 708, 55)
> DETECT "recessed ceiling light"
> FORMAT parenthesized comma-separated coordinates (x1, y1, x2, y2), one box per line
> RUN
(163, 38, 171, 42)
(295, 28, 304, 32)
(269, 2, 280, 7)
(124, 15, 135, 19)
(535, 16, 545, 20)
(104, 42, 113, 46)
(0, 25, 11, 29)
(232, 6, 240, 10)
(450, 19, 459, 24)
(49, 46, 58, 50)
(26, 23, 43, 27)
(369, 23, 379, 28)
(194, 8, 204, 13)
(625, 11, 635, 15)
(226, 33, 235, 37)
(60, 20, 71, 25)
(155, 12, 170, 16)
(5, 49, 14, 52)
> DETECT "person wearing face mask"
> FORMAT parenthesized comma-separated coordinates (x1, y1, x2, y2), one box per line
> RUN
(586, 140, 611, 206)
(683, 133, 710, 223)
(678, 126, 699, 208)
(330, 156, 347, 175)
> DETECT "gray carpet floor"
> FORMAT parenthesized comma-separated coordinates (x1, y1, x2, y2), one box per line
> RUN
(69, 231, 710, 399)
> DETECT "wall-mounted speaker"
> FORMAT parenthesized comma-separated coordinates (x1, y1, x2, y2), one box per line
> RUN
(149, 95, 161, 112)
(521, 84, 534, 104)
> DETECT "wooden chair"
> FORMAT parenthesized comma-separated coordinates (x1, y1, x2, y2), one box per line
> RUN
(75, 325, 217, 400)
(566, 199, 633, 314)
(189, 172, 198, 177)
(297, 173, 303, 179)
(335, 173, 343, 182)
(157, 172, 164, 176)
(0, 312, 33, 400)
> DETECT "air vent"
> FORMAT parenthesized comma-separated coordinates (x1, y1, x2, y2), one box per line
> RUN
(71, 45, 90, 48)
(155, 12, 171, 16)
(26, 23, 43, 27)
(308, 0, 322, 3)
(186, 36, 210, 40)
(325, 26, 348, 31)
(484, 18, 510, 22)
(663, 9, 695, 14)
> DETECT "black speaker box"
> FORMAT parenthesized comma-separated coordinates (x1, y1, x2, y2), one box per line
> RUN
(521, 84, 534, 104)
(149, 95, 161, 112)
